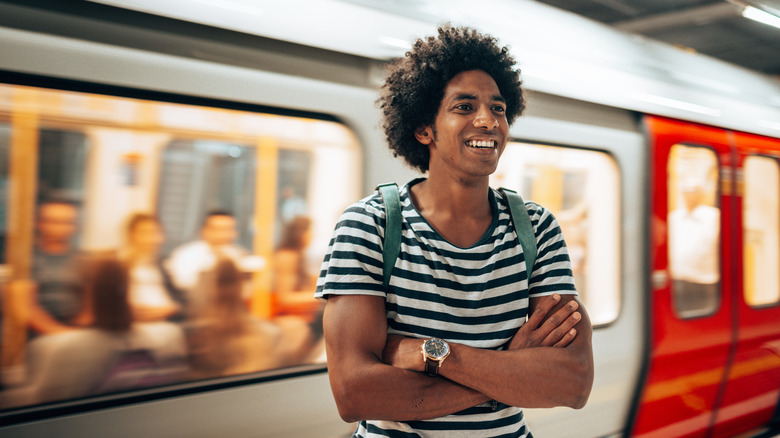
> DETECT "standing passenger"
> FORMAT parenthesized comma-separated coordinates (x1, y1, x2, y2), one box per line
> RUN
(316, 25, 593, 437)
(668, 180, 720, 315)
(273, 216, 321, 326)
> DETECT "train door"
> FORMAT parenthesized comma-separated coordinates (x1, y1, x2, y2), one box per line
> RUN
(633, 116, 736, 437)
(710, 132, 780, 436)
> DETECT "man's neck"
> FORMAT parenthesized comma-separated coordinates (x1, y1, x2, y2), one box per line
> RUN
(414, 174, 492, 219)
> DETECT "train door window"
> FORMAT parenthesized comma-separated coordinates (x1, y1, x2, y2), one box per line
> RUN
(743, 155, 780, 307)
(667, 144, 721, 318)
(276, 149, 312, 242)
(492, 142, 620, 326)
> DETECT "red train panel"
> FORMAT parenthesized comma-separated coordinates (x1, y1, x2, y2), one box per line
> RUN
(633, 116, 780, 437)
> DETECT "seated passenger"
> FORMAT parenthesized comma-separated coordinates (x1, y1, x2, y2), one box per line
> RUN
(272, 216, 322, 327)
(26, 201, 91, 335)
(120, 213, 183, 323)
(165, 210, 262, 317)
(188, 259, 313, 378)
(0, 258, 186, 408)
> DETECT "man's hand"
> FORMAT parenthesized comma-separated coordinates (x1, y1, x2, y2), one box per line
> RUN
(507, 293, 581, 350)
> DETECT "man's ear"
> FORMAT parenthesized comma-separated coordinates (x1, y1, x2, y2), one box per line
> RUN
(414, 126, 434, 145)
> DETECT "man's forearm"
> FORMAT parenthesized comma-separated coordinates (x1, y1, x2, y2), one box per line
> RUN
(440, 341, 593, 409)
(331, 359, 491, 422)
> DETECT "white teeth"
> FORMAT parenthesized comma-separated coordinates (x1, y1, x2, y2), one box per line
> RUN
(467, 140, 495, 148)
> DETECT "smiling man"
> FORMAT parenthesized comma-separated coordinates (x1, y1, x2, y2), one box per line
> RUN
(315, 25, 593, 437)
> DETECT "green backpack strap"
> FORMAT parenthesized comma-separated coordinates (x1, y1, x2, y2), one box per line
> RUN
(376, 183, 401, 288)
(377, 184, 536, 288)
(498, 187, 537, 282)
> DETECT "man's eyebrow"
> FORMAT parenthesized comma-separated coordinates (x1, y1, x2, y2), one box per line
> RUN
(451, 93, 506, 103)
(452, 93, 477, 101)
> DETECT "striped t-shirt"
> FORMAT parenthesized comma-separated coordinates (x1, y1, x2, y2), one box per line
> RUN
(315, 178, 577, 438)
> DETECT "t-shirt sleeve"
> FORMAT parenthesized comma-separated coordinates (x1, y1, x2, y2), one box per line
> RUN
(314, 195, 387, 301)
(526, 202, 578, 298)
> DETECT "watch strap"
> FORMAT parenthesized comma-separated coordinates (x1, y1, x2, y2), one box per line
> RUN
(425, 358, 440, 376)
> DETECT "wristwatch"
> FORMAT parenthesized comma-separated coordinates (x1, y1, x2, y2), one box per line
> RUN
(421, 338, 450, 376)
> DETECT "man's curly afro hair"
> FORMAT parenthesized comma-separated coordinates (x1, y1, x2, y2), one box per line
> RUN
(378, 25, 525, 173)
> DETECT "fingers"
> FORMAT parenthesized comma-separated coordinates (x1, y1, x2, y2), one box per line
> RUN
(508, 294, 583, 350)
(540, 300, 581, 347)
(526, 293, 561, 329)
(528, 298, 582, 347)
(546, 313, 581, 347)
(553, 328, 577, 348)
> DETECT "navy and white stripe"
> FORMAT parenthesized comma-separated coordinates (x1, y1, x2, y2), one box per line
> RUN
(316, 178, 576, 437)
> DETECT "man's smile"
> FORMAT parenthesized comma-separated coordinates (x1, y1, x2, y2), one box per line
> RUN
(465, 139, 497, 149)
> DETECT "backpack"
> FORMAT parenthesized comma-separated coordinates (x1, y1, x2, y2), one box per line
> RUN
(376, 183, 537, 288)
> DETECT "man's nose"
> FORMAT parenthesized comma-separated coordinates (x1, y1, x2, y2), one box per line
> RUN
(473, 106, 499, 129)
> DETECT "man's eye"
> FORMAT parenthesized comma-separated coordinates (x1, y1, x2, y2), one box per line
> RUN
(455, 104, 472, 111)
(493, 105, 506, 113)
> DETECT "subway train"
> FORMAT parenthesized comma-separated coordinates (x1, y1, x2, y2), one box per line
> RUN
(1, 0, 779, 437)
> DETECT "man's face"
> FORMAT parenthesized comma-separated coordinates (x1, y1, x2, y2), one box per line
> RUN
(130, 219, 164, 255)
(37, 203, 78, 245)
(416, 69, 509, 182)
(202, 215, 238, 247)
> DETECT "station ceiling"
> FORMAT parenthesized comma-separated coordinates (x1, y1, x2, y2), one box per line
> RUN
(534, 0, 780, 78)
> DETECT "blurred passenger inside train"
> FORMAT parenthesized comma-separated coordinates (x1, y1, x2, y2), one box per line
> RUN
(1, 258, 185, 408)
(25, 200, 90, 335)
(165, 210, 262, 317)
(120, 213, 183, 323)
(118, 213, 187, 358)
(188, 258, 313, 378)
(316, 25, 593, 437)
(668, 179, 720, 316)
(272, 215, 323, 336)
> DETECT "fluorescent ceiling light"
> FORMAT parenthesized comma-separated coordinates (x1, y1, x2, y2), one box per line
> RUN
(629, 92, 722, 117)
(742, 5, 780, 29)
(379, 36, 412, 50)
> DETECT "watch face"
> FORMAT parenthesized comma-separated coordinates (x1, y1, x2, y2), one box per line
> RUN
(424, 338, 449, 359)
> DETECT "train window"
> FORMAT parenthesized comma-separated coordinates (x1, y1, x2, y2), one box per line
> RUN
(0, 123, 8, 265)
(0, 83, 361, 412)
(743, 155, 780, 307)
(492, 142, 620, 326)
(667, 144, 721, 318)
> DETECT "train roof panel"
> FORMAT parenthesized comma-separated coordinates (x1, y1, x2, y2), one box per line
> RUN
(86, 0, 780, 138)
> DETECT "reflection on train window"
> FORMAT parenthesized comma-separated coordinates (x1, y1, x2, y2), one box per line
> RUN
(0, 83, 361, 411)
(492, 143, 620, 326)
(38, 129, 89, 202)
(667, 144, 721, 318)
(157, 140, 257, 256)
(743, 155, 780, 307)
